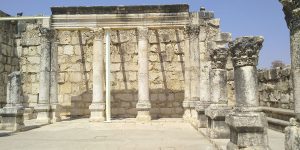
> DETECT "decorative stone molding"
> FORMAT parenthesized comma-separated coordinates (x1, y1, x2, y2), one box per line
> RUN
(184, 25, 200, 39)
(280, 0, 300, 31)
(209, 47, 229, 69)
(229, 36, 264, 67)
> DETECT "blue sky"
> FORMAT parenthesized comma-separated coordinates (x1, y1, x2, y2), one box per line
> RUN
(0, 0, 290, 68)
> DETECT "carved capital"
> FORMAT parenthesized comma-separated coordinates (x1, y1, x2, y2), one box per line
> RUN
(280, 0, 300, 31)
(137, 27, 148, 40)
(184, 25, 200, 39)
(91, 28, 104, 40)
(210, 47, 229, 69)
(229, 36, 264, 67)
(39, 27, 54, 40)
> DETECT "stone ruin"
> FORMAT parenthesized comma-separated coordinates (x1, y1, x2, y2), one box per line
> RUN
(0, 2, 299, 149)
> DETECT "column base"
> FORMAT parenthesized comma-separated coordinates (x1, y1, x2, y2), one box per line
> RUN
(285, 118, 300, 150)
(136, 110, 151, 122)
(136, 102, 151, 122)
(50, 104, 61, 123)
(89, 102, 105, 122)
(225, 110, 270, 149)
(205, 104, 232, 139)
(195, 101, 211, 128)
(0, 106, 24, 131)
(35, 104, 51, 124)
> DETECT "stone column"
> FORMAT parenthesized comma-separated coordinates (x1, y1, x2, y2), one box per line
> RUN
(35, 28, 51, 123)
(279, 1, 300, 149)
(205, 47, 232, 139)
(0, 71, 24, 131)
(136, 26, 151, 122)
(225, 36, 269, 149)
(50, 30, 61, 123)
(183, 12, 201, 126)
(89, 28, 105, 122)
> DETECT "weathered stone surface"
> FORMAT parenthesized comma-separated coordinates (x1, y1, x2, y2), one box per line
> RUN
(226, 36, 270, 149)
(284, 118, 300, 150)
(0, 71, 24, 131)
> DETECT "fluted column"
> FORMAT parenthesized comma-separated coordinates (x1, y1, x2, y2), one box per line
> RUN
(89, 28, 105, 122)
(35, 28, 52, 123)
(279, 1, 300, 149)
(225, 36, 269, 149)
(136, 26, 151, 122)
(205, 47, 231, 139)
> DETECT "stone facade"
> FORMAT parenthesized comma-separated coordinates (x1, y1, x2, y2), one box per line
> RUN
(258, 67, 293, 109)
(0, 11, 19, 107)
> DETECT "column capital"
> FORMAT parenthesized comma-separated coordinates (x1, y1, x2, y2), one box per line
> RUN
(137, 26, 148, 40)
(90, 27, 104, 40)
(39, 27, 54, 39)
(210, 47, 229, 69)
(280, 0, 300, 31)
(229, 36, 264, 68)
(184, 24, 200, 39)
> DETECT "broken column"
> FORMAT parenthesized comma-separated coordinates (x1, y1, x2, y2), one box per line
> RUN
(35, 28, 52, 123)
(279, 1, 300, 149)
(50, 30, 61, 123)
(136, 26, 151, 121)
(0, 71, 24, 131)
(205, 47, 232, 139)
(226, 36, 270, 149)
(89, 28, 106, 122)
(183, 12, 200, 126)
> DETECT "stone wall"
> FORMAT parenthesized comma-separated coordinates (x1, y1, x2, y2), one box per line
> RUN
(19, 21, 42, 108)
(56, 29, 185, 118)
(0, 11, 19, 107)
(258, 67, 293, 109)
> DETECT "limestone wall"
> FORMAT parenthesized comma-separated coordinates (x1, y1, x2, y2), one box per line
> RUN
(258, 67, 293, 109)
(19, 21, 42, 107)
(56, 29, 185, 118)
(0, 11, 19, 107)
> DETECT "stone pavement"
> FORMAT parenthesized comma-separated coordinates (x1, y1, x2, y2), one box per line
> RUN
(0, 118, 216, 150)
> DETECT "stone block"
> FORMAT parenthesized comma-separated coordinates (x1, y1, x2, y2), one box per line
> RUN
(284, 118, 300, 150)
(69, 72, 82, 82)
(0, 106, 25, 131)
(63, 45, 74, 55)
(225, 111, 270, 149)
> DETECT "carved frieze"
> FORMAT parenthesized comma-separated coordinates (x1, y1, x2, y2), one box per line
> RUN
(209, 47, 229, 69)
(229, 36, 264, 67)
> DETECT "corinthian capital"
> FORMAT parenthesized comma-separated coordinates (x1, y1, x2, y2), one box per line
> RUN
(229, 36, 264, 67)
(184, 25, 200, 39)
(210, 47, 229, 69)
(279, 0, 300, 30)
(137, 27, 148, 40)
(90, 28, 104, 40)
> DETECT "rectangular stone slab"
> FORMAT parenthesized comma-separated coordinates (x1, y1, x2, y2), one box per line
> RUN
(51, 4, 189, 15)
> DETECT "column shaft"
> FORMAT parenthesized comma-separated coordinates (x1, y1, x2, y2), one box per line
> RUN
(291, 30, 300, 119)
(35, 28, 52, 123)
(136, 27, 151, 121)
(89, 28, 105, 122)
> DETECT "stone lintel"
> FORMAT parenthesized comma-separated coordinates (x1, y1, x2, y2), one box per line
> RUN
(51, 4, 189, 15)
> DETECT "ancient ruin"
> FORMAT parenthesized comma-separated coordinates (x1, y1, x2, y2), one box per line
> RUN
(0, 2, 299, 150)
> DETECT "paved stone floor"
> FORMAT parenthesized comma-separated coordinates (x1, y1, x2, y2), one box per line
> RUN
(0, 118, 216, 150)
